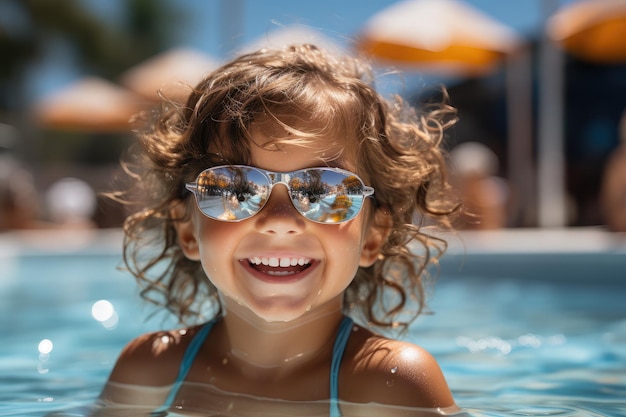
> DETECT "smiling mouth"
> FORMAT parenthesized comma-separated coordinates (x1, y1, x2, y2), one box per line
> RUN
(246, 256, 312, 277)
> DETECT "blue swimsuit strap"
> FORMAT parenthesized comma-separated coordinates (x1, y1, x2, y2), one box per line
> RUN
(330, 316, 354, 417)
(152, 319, 217, 414)
(154, 316, 354, 417)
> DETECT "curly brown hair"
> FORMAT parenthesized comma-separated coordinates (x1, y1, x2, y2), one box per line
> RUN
(113, 44, 459, 332)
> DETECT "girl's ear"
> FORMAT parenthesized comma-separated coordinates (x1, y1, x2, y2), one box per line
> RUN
(359, 208, 392, 267)
(170, 200, 201, 261)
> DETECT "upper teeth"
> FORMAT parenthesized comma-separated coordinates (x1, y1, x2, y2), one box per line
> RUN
(249, 257, 311, 267)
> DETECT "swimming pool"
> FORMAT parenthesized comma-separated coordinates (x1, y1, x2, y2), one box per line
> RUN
(2, 228, 625, 416)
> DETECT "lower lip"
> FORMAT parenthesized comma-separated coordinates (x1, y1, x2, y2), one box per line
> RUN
(238, 260, 318, 284)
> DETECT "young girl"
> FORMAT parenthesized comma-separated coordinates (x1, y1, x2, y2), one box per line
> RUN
(101, 44, 461, 416)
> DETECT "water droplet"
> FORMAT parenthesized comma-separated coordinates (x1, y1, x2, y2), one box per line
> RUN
(390, 366, 398, 374)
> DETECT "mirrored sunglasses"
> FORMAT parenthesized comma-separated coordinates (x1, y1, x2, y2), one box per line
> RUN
(185, 165, 375, 224)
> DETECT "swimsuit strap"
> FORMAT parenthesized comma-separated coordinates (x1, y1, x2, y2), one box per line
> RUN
(153, 316, 353, 417)
(152, 319, 217, 414)
(329, 316, 354, 417)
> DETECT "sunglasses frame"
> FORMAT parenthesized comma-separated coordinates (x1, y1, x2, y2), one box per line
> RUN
(185, 165, 375, 224)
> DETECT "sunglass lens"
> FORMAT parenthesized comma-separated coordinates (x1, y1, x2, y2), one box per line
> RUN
(289, 169, 366, 223)
(194, 167, 269, 221)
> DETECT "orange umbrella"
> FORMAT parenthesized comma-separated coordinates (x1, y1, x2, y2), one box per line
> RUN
(33, 77, 144, 132)
(547, 0, 626, 63)
(356, 0, 521, 76)
(119, 47, 220, 103)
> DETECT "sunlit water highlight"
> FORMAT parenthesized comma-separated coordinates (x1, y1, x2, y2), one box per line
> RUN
(1, 235, 625, 416)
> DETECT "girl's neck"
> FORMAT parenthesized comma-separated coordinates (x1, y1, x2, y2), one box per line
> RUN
(218, 297, 346, 371)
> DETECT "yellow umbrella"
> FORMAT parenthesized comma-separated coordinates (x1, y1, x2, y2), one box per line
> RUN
(119, 47, 220, 103)
(33, 76, 144, 132)
(356, 0, 521, 76)
(547, 0, 626, 63)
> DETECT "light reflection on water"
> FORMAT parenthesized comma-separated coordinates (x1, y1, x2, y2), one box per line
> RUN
(1, 245, 625, 417)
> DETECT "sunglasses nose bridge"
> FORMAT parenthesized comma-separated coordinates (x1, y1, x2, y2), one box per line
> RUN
(265, 181, 294, 205)
(250, 170, 301, 219)
(264, 172, 292, 198)
(267, 172, 290, 186)
(255, 181, 307, 229)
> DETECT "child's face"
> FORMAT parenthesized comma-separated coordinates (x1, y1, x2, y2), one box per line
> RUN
(175, 123, 385, 323)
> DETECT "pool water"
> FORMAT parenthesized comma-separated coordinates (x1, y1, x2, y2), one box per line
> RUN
(1, 230, 625, 416)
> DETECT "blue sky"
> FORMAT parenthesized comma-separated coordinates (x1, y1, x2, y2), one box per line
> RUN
(172, 0, 545, 55)
(25, 0, 578, 100)
(132, 0, 552, 56)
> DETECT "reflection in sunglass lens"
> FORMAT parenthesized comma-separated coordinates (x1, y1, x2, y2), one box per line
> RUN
(192, 167, 269, 221)
(288, 170, 367, 223)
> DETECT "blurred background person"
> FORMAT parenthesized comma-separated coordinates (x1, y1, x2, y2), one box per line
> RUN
(450, 141, 510, 230)
(0, 157, 40, 231)
(600, 110, 626, 232)
(0, 123, 41, 231)
(44, 177, 97, 229)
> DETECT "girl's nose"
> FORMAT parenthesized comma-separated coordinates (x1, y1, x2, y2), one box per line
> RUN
(255, 184, 305, 235)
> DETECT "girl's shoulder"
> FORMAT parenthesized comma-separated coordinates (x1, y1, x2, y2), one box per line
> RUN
(340, 324, 456, 409)
(106, 323, 206, 387)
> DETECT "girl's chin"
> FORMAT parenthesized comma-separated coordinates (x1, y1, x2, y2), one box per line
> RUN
(228, 265, 327, 323)
(223, 294, 342, 327)
(237, 298, 315, 324)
